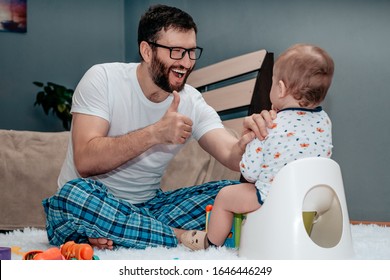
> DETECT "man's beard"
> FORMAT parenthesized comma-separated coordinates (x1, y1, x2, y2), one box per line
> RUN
(149, 54, 191, 93)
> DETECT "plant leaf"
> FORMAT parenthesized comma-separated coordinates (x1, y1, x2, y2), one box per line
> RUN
(57, 104, 66, 113)
(33, 81, 44, 87)
(33, 81, 74, 130)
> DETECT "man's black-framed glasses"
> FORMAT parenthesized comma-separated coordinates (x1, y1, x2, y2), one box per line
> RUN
(147, 41, 203, 60)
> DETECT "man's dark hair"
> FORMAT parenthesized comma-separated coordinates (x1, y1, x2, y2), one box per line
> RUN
(138, 4, 198, 46)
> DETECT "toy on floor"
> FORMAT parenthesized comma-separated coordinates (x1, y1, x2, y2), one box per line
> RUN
(0, 247, 12, 260)
(22, 241, 99, 260)
(23, 247, 65, 260)
(60, 241, 98, 260)
(205, 204, 244, 248)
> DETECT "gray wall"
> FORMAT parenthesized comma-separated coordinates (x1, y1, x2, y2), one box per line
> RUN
(1, 0, 389, 221)
(0, 0, 125, 131)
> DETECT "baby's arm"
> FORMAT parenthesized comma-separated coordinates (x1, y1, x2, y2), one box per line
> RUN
(240, 138, 264, 182)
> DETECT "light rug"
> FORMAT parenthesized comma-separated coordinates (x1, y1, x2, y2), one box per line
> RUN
(1, 224, 389, 260)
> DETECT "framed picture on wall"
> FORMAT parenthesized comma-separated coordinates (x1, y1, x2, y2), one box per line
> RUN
(0, 0, 27, 33)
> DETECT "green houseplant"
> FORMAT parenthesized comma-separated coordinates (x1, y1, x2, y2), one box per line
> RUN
(33, 81, 74, 130)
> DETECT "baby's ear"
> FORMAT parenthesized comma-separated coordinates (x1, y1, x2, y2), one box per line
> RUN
(278, 80, 287, 97)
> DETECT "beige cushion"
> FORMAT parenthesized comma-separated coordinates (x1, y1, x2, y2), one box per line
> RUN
(0, 130, 69, 230)
(161, 129, 241, 191)
(0, 128, 240, 230)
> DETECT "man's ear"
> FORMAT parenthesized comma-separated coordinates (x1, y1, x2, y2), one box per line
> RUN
(140, 41, 152, 62)
(278, 80, 288, 98)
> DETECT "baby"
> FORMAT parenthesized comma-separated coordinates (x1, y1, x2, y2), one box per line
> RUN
(180, 43, 335, 250)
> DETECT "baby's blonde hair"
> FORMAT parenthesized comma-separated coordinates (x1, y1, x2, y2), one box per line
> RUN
(274, 44, 334, 107)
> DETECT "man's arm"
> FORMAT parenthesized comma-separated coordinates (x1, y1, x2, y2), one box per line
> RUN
(72, 91, 192, 178)
(198, 128, 248, 172)
(198, 110, 276, 172)
(72, 113, 158, 178)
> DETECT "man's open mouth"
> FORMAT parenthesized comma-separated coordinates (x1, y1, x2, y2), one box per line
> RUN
(172, 69, 186, 78)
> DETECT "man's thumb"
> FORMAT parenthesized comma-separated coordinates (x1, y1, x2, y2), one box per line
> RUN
(168, 90, 180, 112)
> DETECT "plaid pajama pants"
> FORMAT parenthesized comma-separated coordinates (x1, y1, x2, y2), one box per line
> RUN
(42, 178, 239, 249)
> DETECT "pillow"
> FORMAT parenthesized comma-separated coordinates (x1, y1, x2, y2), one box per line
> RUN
(0, 130, 69, 230)
(161, 129, 241, 191)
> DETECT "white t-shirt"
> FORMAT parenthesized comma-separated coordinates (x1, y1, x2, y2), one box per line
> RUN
(58, 62, 223, 204)
(240, 107, 333, 202)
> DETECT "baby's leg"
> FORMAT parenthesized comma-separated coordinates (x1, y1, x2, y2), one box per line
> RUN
(207, 183, 261, 246)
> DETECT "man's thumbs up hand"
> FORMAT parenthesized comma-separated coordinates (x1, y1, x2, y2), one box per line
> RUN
(167, 90, 180, 113)
(155, 91, 193, 144)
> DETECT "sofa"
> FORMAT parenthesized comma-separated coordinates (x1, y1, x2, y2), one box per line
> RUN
(0, 129, 240, 231)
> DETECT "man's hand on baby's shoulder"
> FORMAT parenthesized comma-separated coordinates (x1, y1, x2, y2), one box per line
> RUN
(242, 109, 277, 141)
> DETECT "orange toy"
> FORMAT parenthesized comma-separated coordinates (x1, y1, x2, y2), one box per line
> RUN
(23, 248, 65, 260)
(22, 241, 96, 260)
(60, 241, 94, 260)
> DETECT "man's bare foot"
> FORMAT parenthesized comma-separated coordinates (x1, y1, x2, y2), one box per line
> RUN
(88, 237, 114, 250)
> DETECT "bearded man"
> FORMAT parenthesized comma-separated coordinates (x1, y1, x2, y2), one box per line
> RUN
(43, 4, 272, 250)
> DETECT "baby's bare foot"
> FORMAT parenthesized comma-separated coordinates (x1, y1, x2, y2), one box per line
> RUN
(88, 237, 114, 250)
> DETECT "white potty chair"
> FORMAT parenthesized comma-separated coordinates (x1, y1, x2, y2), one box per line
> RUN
(239, 157, 354, 259)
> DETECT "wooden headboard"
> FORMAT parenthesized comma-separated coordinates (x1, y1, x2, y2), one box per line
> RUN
(187, 49, 274, 133)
